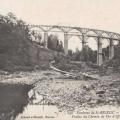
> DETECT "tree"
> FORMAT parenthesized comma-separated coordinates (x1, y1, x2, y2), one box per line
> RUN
(102, 46, 109, 61)
(30, 31, 45, 46)
(48, 34, 64, 52)
(67, 45, 97, 63)
(68, 49, 73, 56)
(0, 12, 32, 70)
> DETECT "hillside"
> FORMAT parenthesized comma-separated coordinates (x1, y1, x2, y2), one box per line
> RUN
(0, 13, 55, 71)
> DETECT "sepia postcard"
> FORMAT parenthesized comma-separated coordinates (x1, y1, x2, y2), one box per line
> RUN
(0, 0, 120, 120)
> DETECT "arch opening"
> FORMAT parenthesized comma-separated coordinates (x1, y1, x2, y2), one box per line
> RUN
(85, 37, 97, 63)
(67, 36, 82, 61)
(86, 37, 97, 51)
(101, 38, 110, 62)
(113, 40, 119, 45)
(29, 27, 44, 46)
(48, 28, 64, 45)
(68, 36, 82, 52)
(47, 28, 64, 52)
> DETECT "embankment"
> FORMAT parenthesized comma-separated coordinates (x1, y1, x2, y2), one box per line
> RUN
(0, 41, 55, 71)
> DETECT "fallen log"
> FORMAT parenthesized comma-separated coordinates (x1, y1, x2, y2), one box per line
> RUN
(49, 63, 100, 80)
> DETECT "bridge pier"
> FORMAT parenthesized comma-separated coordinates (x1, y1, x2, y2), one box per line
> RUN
(97, 37, 103, 66)
(82, 34, 87, 50)
(64, 32, 68, 55)
(44, 32, 48, 48)
(81, 34, 88, 61)
(109, 39, 114, 60)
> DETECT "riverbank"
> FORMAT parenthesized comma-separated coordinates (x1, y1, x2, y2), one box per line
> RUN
(1, 69, 120, 109)
(0, 69, 120, 120)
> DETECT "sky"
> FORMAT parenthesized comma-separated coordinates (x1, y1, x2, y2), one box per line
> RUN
(0, 0, 120, 51)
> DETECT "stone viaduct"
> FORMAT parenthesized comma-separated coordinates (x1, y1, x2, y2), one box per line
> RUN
(29, 25, 120, 66)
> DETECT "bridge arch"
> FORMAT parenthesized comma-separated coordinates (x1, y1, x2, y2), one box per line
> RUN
(86, 30, 98, 37)
(47, 28, 64, 48)
(29, 25, 45, 32)
(48, 26, 65, 33)
(68, 28, 83, 34)
(67, 28, 82, 41)
(85, 30, 98, 51)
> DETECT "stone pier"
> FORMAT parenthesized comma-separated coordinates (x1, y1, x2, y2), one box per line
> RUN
(44, 32, 48, 48)
(64, 32, 68, 55)
(97, 37, 103, 66)
(81, 34, 87, 50)
(109, 39, 114, 60)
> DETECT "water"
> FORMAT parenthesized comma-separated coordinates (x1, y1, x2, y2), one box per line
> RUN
(0, 83, 33, 120)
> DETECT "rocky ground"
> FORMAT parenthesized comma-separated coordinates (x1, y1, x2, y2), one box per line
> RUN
(0, 68, 120, 113)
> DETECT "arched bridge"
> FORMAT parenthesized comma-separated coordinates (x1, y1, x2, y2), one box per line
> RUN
(28, 25, 120, 66)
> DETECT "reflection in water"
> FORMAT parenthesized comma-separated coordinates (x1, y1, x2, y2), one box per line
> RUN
(0, 83, 33, 120)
